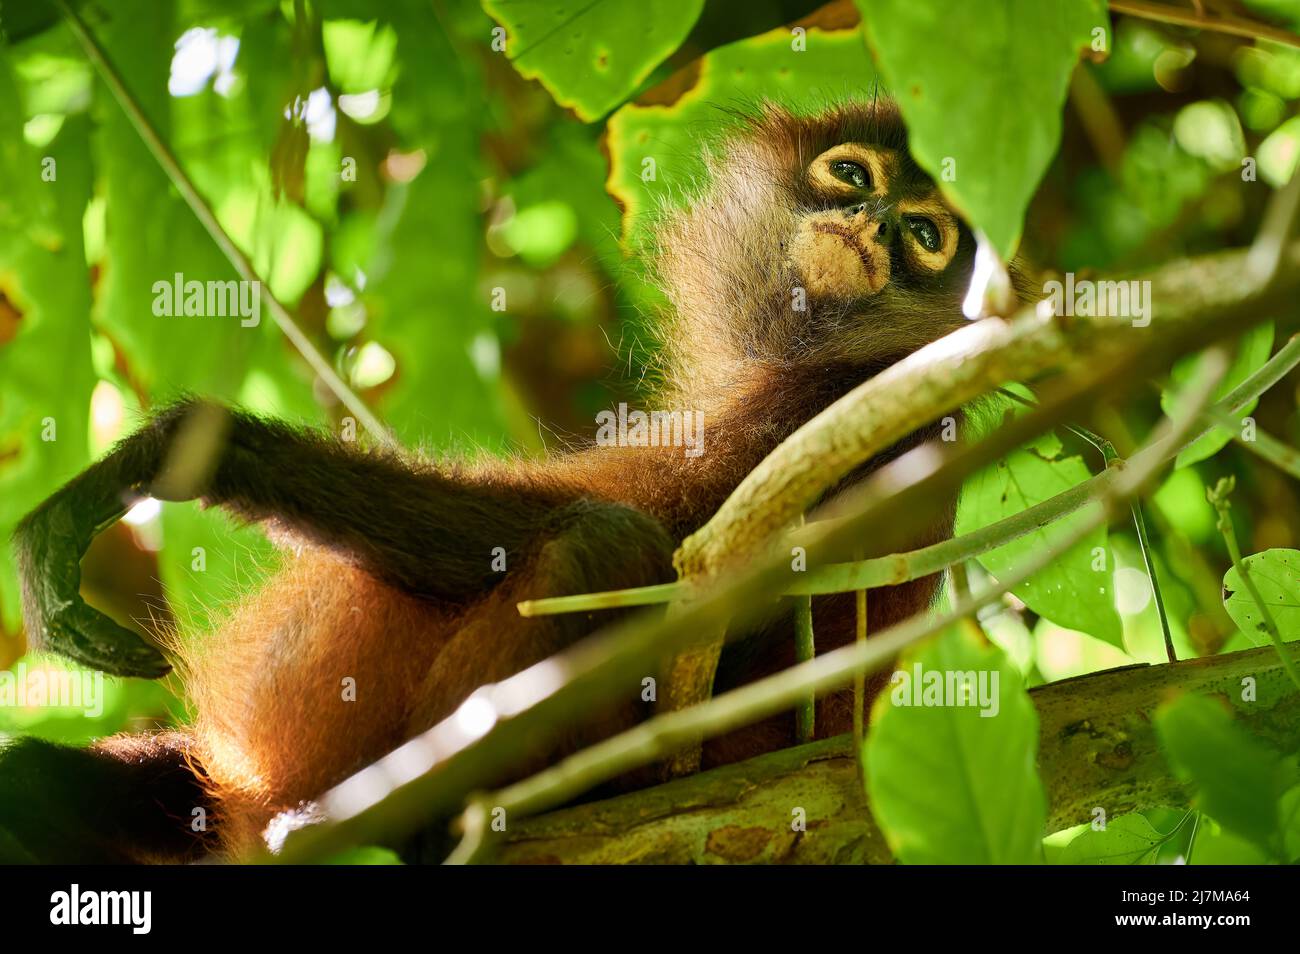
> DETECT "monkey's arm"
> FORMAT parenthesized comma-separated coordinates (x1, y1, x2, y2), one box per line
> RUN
(14, 399, 593, 676)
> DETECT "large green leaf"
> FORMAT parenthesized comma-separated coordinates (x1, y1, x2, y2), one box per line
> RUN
(865, 624, 1046, 864)
(857, 0, 1105, 258)
(1155, 693, 1297, 857)
(1161, 323, 1274, 468)
(607, 18, 878, 247)
(0, 61, 96, 631)
(482, 0, 704, 121)
(93, 0, 258, 397)
(1223, 548, 1300, 645)
(955, 431, 1123, 647)
(366, 0, 508, 450)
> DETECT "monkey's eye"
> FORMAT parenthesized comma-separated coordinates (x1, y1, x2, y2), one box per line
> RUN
(829, 160, 870, 190)
(906, 216, 941, 252)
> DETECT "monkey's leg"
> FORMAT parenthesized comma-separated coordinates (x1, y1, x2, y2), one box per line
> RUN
(0, 732, 214, 863)
(15, 398, 610, 676)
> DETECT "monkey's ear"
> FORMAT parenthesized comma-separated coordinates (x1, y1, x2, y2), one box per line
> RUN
(0, 733, 213, 863)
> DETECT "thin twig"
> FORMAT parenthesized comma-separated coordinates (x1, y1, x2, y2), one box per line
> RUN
(1109, 0, 1300, 50)
(793, 595, 815, 744)
(852, 588, 867, 758)
(1003, 388, 1178, 664)
(1203, 403, 1300, 481)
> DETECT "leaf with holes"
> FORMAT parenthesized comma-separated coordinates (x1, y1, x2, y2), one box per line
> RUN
(483, 0, 705, 121)
(1223, 548, 1300, 645)
(1060, 813, 1173, 865)
(955, 431, 1123, 647)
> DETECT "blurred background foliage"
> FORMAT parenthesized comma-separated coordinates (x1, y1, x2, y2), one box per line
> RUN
(0, 0, 1298, 852)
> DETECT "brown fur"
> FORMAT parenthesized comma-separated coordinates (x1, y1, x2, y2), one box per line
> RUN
(28, 99, 982, 859)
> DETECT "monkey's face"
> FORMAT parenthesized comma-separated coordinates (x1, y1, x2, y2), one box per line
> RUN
(654, 101, 979, 383)
(772, 109, 981, 375)
(788, 143, 961, 301)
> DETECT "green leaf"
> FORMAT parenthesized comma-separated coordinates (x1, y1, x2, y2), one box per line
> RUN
(865, 624, 1046, 864)
(1188, 817, 1271, 864)
(1155, 693, 1296, 856)
(1223, 548, 1300, 645)
(0, 60, 96, 632)
(607, 19, 878, 247)
(1060, 813, 1170, 865)
(856, 0, 1105, 258)
(1161, 323, 1274, 467)
(483, 0, 705, 121)
(955, 432, 1124, 647)
(370, 1, 508, 449)
(1281, 784, 1300, 863)
(324, 845, 404, 864)
(93, 0, 259, 397)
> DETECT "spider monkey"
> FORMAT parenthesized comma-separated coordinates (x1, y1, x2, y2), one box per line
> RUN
(5, 99, 992, 863)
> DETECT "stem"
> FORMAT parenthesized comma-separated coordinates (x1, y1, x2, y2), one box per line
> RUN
(1131, 499, 1176, 663)
(794, 596, 815, 744)
(1184, 811, 1202, 865)
(852, 588, 867, 758)
(1203, 405, 1300, 481)
(517, 582, 682, 617)
(1109, 0, 1300, 50)
(56, 0, 393, 448)
(441, 799, 490, 865)
(1207, 477, 1300, 690)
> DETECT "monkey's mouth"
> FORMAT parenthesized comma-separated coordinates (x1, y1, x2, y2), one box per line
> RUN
(789, 218, 891, 298)
(811, 222, 876, 277)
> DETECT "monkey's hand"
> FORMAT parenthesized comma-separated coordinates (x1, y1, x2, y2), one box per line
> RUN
(14, 482, 170, 678)
(12, 400, 228, 677)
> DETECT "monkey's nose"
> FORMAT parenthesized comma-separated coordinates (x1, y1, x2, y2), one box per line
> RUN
(842, 213, 894, 244)
(844, 204, 893, 242)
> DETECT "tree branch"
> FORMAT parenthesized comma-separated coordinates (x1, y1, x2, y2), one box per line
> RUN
(676, 240, 1300, 578)
(491, 640, 1300, 864)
